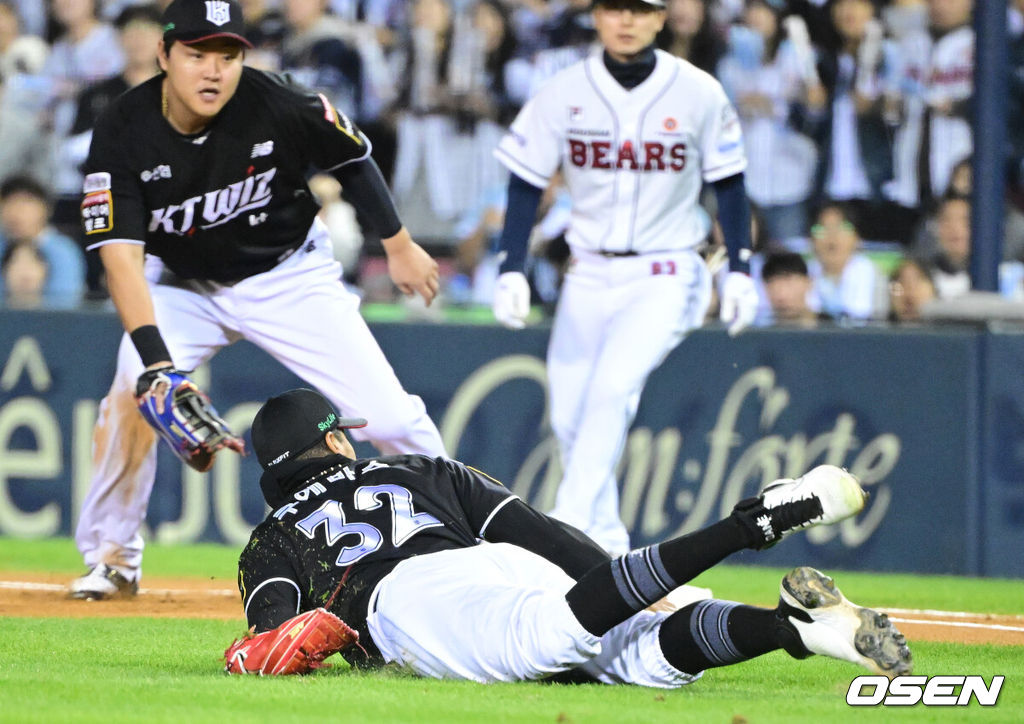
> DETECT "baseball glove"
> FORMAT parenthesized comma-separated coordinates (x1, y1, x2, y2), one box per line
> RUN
(224, 608, 359, 676)
(136, 367, 245, 472)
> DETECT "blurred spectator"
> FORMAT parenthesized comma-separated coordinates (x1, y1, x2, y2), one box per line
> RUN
(62, 4, 161, 296)
(451, 170, 570, 306)
(761, 249, 821, 326)
(390, 0, 507, 229)
(281, 0, 364, 117)
(239, 0, 287, 67)
(888, 256, 936, 321)
(0, 174, 85, 307)
(308, 172, 364, 279)
(0, 1, 51, 183)
(511, 0, 594, 102)
(893, 0, 974, 211)
(657, 0, 725, 74)
(881, 0, 928, 40)
(919, 193, 970, 298)
(806, 202, 889, 319)
(802, 0, 911, 244)
(717, 0, 823, 243)
(1, 241, 48, 308)
(44, 0, 125, 232)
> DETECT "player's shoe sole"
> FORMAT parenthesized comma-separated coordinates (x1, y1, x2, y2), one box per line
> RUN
(779, 566, 912, 676)
(69, 564, 139, 601)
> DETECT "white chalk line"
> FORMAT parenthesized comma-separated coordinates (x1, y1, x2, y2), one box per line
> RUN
(2, 579, 1023, 632)
(0, 580, 236, 596)
(888, 617, 1024, 634)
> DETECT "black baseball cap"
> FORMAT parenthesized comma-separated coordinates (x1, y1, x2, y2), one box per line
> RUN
(594, 0, 666, 8)
(251, 389, 367, 469)
(161, 0, 253, 48)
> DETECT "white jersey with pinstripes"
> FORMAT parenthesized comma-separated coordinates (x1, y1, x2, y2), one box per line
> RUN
(495, 49, 746, 255)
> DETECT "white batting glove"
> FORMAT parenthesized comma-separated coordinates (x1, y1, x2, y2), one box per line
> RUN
(719, 271, 758, 337)
(493, 271, 530, 329)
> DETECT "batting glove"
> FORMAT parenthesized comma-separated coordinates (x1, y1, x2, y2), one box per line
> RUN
(719, 271, 759, 336)
(493, 271, 530, 329)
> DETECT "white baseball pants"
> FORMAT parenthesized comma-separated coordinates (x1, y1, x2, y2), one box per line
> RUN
(366, 542, 699, 688)
(546, 249, 712, 554)
(75, 219, 446, 572)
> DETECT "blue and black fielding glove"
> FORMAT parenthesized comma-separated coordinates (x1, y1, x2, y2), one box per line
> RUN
(136, 366, 245, 472)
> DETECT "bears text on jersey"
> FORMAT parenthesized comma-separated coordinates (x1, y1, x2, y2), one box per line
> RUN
(567, 138, 688, 171)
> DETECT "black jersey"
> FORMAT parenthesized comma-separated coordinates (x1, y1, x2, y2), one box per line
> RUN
(237, 454, 517, 658)
(80, 67, 370, 282)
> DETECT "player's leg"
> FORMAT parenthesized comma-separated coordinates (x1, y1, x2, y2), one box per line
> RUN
(234, 223, 446, 457)
(71, 275, 235, 599)
(366, 543, 601, 682)
(548, 252, 711, 553)
(546, 258, 611, 477)
(563, 466, 869, 638)
(581, 569, 911, 687)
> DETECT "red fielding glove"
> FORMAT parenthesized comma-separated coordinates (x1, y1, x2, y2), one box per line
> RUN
(224, 608, 358, 676)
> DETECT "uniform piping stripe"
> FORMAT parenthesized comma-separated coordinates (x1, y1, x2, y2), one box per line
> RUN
(628, 62, 680, 251)
(478, 495, 520, 537)
(610, 557, 646, 610)
(84, 238, 145, 252)
(584, 58, 620, 252)
(646, 546, 676, 592)
(243, 577, 302, 619)
(715, 603, 742, 660)
(494, 146, 550, 188)
(322, 137, 374, 171)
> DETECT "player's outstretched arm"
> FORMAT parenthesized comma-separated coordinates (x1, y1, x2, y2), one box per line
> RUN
(330, 156, 440, 305)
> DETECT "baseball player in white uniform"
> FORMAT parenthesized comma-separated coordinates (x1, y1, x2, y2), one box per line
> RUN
(491, 0, 759, 554)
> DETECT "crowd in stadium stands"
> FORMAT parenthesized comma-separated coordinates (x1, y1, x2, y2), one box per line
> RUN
(1, 0, 1024, 324)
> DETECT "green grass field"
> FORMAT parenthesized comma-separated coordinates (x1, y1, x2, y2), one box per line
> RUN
(1, 537, 1021, 723)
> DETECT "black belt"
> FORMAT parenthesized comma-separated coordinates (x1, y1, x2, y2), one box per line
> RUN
(597, 250, 639, 258)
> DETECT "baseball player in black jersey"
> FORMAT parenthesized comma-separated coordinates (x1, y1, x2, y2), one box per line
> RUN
(231, 388, 912, 684)
(70, 0, 447, 601)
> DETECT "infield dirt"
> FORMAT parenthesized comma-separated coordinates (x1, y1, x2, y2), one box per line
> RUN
(2, 571, 1023, 647)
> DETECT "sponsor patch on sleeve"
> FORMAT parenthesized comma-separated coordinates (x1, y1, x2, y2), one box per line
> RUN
(82, 172, 111, 193)
(316, 93, 362, 145)
(81, 190, 113, 234)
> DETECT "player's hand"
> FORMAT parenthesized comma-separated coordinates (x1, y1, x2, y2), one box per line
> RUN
(493, 271, 530, 329)
(382, 228, 441, 306)
(719, 271, 758, 336)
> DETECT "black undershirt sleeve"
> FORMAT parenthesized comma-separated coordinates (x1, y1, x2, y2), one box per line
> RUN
(482, 498, 611, 579)
(328, 156, 403, 239)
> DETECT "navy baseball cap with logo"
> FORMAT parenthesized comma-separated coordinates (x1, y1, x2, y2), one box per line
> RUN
(161, 0, 254, 48)
(251, 388, 367, 470)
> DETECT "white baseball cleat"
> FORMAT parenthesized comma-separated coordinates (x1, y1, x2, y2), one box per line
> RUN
(69, 564, 139, 600)
(734, 465, 868, 549)
(776, 566, 913, 676)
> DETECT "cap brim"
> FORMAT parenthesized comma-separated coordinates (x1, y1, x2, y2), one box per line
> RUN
(174, 32, 253, 48)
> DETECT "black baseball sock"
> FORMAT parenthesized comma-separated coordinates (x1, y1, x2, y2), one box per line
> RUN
(657, 601, 782, 675)
(566, 516, 755, 636)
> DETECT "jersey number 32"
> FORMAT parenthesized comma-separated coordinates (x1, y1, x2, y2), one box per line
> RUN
(294, 484, 442, 566)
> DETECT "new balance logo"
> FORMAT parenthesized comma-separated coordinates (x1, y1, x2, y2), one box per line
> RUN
(251, 141, 274, 158)
(756, 514, 774, 542)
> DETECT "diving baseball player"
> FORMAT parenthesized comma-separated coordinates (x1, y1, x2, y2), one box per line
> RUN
(491, 0, 759, 553)
(225, 387, 912, 684)
(70, 0, 446, 601)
